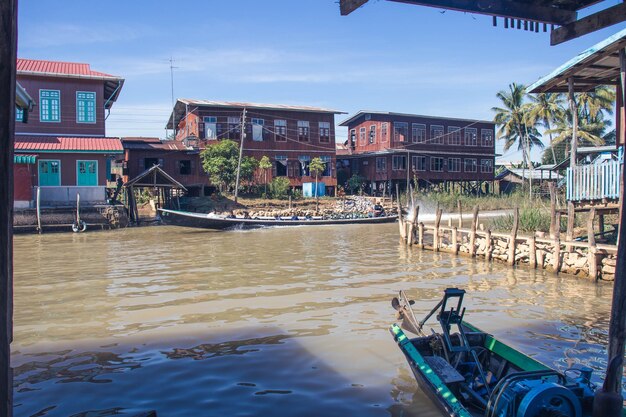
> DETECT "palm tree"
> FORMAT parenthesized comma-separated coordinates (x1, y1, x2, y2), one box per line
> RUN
(547, 108, 608, 152)
(528, 92, 565, 164)
(259, 155, 272, 198)
(576, 85, 616, 121)
(309, 157, 326, 213)
(492, 83, 544, 195)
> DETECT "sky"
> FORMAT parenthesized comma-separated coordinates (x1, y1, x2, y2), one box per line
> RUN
(17, 0, 626, 163)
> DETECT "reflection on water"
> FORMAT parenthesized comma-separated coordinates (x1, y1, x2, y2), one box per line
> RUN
(12, 224, 617, 416)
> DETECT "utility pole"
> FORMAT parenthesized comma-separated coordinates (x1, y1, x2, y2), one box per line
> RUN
(169, 57, 178, 139)
(234, 108, 246, 204)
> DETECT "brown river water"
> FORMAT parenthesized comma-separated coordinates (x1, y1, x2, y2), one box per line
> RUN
(12, 222, 616, 417)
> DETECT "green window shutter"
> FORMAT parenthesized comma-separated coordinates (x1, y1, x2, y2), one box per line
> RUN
(15, 106, 23, 122)
(40, 90, 60, 122)
(77, 91, 96, 123)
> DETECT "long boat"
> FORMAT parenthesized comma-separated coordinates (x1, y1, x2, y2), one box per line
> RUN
(158, 208, 397, 230)
(390, 288, 622, 417)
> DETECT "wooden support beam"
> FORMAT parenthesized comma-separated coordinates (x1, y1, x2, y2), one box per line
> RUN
(387, 0, 575, 25)
(0, 1, 16, 416)
(551, 2, 626, 46)
(340, 0, 369, 16)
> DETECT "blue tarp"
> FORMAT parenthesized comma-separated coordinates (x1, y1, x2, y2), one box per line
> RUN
(302, 182, 325, 197)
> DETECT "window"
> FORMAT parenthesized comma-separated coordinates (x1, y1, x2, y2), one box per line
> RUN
(179, 160, 192, 175)
(393, 122, 408, 143)
(359, 127, 366, 145)
(251, 118, 264, 141)
(412, 156, 426, 171)
(449, 158, 461, 172)
(465, 128, 478, 146)
(321, 156, 332, 176)
(298, 121, 310, 141)
(481, 159, 493, 173)
(392, 155, 407, 171)
(349, 129, 356, 148)
(376, 157, 387, 172)
(76, 91, 96, 123)
(430, 125, 444, 144)
(275, 120, 287, 141)
(319, 122, 331, 143)
(412, 123, 426, 143)
(204, 116, 217, 140)
(464, 158, 477, 173)
(227, 116, 241, 140)
(369, 125, 376, 144)
(481, 129, 494, 147)
(144, 158, 159, 168)
(431, 157, 444, 172)
(275, 155, 287, 177)
(15, 106, 24, 122)
(298, 155, 311, 176)
(40, 89, 60, 122)
(381, 123, 388, 142)
(448, 126, 461, 145)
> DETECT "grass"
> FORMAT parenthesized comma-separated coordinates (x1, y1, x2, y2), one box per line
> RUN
(410, 190, 537, 212)
(488, 208, 552, 233)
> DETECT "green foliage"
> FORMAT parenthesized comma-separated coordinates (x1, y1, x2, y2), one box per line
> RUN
(269, 177, 291, 199)
(488, 208, 552, 233)
(347, 174, 365, 194)
(309, 157, 325, 179)
(426, 190, 531, 212)
(259, 155, 272, 170)
(200, 140, 258, 192)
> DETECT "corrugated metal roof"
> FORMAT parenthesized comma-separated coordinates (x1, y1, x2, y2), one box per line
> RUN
(339, 110, 494, 126)
(15, 136, 123, 153)
(17, 58, 120, 79)
(497, 168, 564, 180)
(177, 99, 344, 114)
(14, 154, 37, 164)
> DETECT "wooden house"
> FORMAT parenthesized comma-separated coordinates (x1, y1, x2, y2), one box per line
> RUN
(339, 111, 496, 194)
(120, 137, 210, 196)
(12, 59, 124, 207)
(166, 99, 345, 195)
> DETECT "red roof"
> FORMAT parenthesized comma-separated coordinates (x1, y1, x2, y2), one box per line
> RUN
(15, 136, 123, 153)
(17, 58, 118, 79)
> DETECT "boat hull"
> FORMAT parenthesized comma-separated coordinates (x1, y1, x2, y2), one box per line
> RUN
(158, 209, 397, 230)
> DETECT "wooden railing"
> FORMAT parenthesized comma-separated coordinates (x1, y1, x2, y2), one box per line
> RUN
(566, 160, 621, 201)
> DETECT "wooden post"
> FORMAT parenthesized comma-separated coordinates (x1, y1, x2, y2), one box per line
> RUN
(553, 238, 561, 272)
(469, 206, 479, 257)
(568, 77, 578, 171)
(588, 208, 598, 280)
(418, 222, 424, 248)
(549, 182, 558, 239)
(528, 235, 537, 268)
(566, 201, 575, 252)
(397, 184, 406, 241)
(36, 186, 41, 233)
(508, 207, 519, 265)
(452, 227, 459, 255)
(433, 208, 442, 251)
(485, 229, 492, 261)
(0, 1, 17, 415)
(457, 200, 463, 227)
(407, 205, 419, 246)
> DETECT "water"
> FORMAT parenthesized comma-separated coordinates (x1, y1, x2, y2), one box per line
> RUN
(12, 224, 616, 417)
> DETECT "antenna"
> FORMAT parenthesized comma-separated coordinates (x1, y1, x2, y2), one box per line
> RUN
(169, 57, 179, 139)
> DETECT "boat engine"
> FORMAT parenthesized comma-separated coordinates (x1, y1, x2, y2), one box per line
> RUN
(488, 368, 596, 417)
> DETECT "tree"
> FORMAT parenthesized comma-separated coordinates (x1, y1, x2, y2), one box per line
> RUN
(200, 139, 258, 194)
(259, 155, 273, 198)
(528, 92, 565, 164)
(347, 174, 365, 195)
(309, 157, 326, 212)
(269, 177, 291, 199)
(547, 108, 608, 150)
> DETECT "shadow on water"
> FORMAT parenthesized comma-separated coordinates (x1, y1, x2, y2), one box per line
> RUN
(13, 327, 440, 417)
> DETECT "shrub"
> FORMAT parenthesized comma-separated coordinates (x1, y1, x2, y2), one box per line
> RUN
(269, 177, 291, 199)
(488, 208, 551, 232)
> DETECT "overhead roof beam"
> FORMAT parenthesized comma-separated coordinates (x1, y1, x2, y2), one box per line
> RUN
(386, 0, 576, 25)
(551, 2, 626, 45)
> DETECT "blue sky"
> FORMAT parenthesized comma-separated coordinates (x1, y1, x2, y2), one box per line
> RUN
(17, 0, 626, 162)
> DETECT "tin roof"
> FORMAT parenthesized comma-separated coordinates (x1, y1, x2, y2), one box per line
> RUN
(17, 58, 125, 109)
(496, 167, 564, 180)
(339, 110, 493, 127)
(528, 27, 626, 93)
(14, 136, 123, 153)
(121, 137, 190, 151)
(167, 99, 345, 129)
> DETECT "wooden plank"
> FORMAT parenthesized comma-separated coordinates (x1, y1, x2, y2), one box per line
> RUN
(340, 0, 369, 15)
(0, 1, 16, 415)
(388, 0, 574, 25)
(551, 3, 626, 46)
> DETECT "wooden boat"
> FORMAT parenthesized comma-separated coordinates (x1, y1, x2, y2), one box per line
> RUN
(158, 208, 397, 230)
(390, 288, 619, 417)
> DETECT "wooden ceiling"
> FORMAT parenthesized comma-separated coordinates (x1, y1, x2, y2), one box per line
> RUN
(339, 0, 626, 45)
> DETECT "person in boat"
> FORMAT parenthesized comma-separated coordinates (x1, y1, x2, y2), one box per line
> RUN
(291, 215, 299, 220)
(243, 211, 251, 219)
(371, 203, 385, 217)
(226, 211, 236, 219)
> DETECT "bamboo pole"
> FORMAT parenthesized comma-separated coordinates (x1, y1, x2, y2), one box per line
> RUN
(418, 222, 424, 248)
(452, 227, 459, 255)
(566, 201, 575, 252)
(396, 184, 406, 241)
(553, 238, 561, 272)
(469, 206, 479, 257)
(508, 207, 519, 265)
(457, 200, 462, 227)
(485, 229, 492, 261)
(407, 205, 419, 246)
(528, 235, 537, 268)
